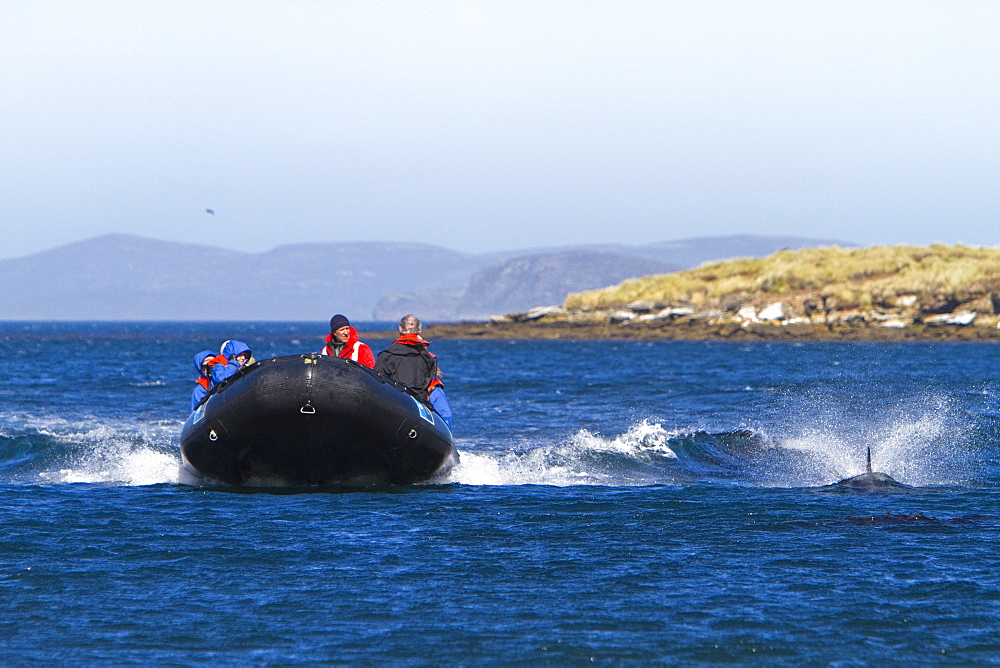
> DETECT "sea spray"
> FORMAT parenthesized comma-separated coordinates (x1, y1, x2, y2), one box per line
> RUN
(752, 390, 970, 488)
(445, 420, 679, 486)
(2, 421, 183, 486)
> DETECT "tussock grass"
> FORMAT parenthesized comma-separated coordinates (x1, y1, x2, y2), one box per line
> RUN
(565, 245, 1000, 310)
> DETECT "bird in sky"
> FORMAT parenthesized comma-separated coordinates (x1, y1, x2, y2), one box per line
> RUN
(205, 208, 214, 215)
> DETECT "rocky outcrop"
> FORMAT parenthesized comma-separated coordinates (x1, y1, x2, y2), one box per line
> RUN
(427, 293, 1000, 341)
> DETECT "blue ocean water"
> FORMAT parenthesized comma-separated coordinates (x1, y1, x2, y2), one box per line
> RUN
(2, 321, 1000, 664)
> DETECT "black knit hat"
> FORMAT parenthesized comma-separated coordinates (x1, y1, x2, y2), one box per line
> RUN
(329, 314, 350, 332)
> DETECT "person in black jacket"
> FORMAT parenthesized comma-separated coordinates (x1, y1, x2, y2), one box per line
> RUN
(375, 315, 452, 428)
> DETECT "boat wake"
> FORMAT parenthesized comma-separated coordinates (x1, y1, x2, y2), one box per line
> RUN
(0, 417, 182, 486)
(445, 420, 681, 486)
(0, 387, 987, 490)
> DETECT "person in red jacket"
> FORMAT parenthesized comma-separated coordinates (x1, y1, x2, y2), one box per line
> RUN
(321, 314, 375, 368)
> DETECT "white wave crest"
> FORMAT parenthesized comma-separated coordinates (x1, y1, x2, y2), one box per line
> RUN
(37, 424, 182, 486)
(443, 420, 678, 486)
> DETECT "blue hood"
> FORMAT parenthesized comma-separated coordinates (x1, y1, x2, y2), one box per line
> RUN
(193, 350, 215, 373)
(221, 340, 251, 360)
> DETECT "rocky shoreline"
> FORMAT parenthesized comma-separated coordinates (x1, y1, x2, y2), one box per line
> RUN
(425, 303, 1000, 341)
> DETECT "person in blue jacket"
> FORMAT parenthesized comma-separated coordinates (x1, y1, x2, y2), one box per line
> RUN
(190, 349, 217, 412)
(429, 372, 452, 429)
(212, 340, 253, 386)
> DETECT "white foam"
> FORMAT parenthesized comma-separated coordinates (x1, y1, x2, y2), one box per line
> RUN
(40, 449, 181, 486)
(443, 420, 677, 486)
(33, 423, 183, 486)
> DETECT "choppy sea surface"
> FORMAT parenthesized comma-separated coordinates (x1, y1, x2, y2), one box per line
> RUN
(2, 321, 1000, 664)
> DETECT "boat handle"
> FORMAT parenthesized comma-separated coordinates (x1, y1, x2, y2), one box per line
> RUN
(300, 403, 316, 414)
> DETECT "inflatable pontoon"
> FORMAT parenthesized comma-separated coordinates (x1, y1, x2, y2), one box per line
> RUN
(180, 354, 457, 485)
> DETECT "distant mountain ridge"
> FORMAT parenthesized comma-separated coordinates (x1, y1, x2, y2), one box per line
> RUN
(374, 251, 678, 321)
(375, 235, 859, 320)
(0, 233, 854, 321)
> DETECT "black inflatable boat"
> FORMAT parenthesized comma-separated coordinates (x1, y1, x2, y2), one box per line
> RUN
(180, 354, 457, 485)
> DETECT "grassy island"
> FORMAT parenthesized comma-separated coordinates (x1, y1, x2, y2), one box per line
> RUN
(427, 245, 1000, 341)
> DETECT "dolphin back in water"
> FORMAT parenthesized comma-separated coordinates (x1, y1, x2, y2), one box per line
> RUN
(818, 447, 910, 492)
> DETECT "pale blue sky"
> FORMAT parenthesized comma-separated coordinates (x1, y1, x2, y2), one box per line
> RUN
(2, 0, 997, 259)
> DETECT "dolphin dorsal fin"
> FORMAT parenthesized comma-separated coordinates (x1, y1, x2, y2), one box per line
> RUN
(866, 447, 873, 474)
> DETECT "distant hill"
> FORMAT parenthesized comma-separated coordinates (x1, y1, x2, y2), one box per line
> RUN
(0, 233, 853, 321)
(0, 235, 482, 321)
(374, 251, 678, 321)
(374, 235, 854, 320)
